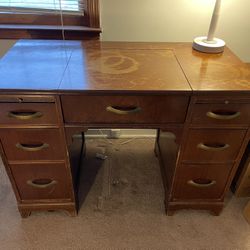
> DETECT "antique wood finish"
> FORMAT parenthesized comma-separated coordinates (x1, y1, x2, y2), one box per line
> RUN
(0, 40, 250, 217)
(0, 94, 77, 217)
(61, 95, 189, 124)
(190, 102, 250, 126)
(0, 103, 59, 126)
(10, 162, 73, 201)
(173, 164, 233, 199)
(181, 129, 246, 163)
(0, 129, 65, 161)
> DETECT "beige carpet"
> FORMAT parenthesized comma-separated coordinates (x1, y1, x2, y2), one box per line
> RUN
(0, 138, 250, 250)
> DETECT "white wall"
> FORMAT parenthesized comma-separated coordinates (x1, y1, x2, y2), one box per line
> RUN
(100, 0, 250, 62)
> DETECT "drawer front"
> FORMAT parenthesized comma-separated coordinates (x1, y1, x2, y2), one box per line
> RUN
(182, 129, 246, 163)
(61, 95, 189, 124)
(0, 129, 65, 161)
(191, 103, 250, 126)
(0, 103, 59, 125)
(10, 162, 72, 201)
(173, 164, 232, 200)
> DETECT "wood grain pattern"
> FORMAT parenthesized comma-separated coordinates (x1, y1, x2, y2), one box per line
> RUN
(173, 164, 233, 200)
(181, 129, 246, 164)
(190, 102, 250, 126)
(60, 47, 191, 91)
(10, 162, 73, 201)
(0, 102, 59, 126)
(0, 128, 66, 161)
(0, 41, 250, 217)
(61, 95, 189, 124)
(0, 40, 249, 92)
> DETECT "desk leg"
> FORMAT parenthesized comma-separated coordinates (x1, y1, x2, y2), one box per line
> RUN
(156, 128, 183, 216)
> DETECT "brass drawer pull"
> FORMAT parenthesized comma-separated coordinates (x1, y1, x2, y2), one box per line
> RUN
(187, 179, 216, 188)
(206, 111, 241, 120)
(16, 143, 49, 152)
(197, 143, 229, 151)
(27, 179, 57, 189)
(106, 106, 142, 115)
(8, 111, 43, 120)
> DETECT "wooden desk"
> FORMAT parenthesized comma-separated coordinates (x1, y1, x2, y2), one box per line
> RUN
(0, 40, 249, 218)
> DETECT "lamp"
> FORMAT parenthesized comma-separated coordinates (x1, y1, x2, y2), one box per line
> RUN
(192, 0, 225, 53)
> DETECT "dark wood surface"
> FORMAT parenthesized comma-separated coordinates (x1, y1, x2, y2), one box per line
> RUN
(174, 164, 233, 200)
(190, 102, 250, 126)
(0, 128, 66, 161)
(0, 102, 59, 127)
(181, 128, 247, 164)
(10, 162, 73, 201)
(0, 40, 250, 217)
(61, 95, 189, 124)
(0, 40, 249, 92)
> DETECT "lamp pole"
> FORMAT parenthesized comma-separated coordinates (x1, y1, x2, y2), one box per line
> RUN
(192, 0, 225, 53)
(207, 0, 222, 42)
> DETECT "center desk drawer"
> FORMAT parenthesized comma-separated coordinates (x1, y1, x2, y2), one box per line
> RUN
(0, 129, 65, 161)
(0, 103, 59, 126)
(61, 95, 189, 124)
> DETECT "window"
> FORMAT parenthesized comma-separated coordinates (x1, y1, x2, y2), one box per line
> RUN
(0, 0, 82, 13)
(0, 0, 100, 39)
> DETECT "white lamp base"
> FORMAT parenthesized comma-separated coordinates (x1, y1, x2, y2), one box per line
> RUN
(192, 36, 225, 54)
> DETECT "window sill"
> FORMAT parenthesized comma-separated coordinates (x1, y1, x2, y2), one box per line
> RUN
(0, 24, 101, 40)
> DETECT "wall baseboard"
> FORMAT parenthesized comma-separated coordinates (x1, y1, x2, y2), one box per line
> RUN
(85, 129, 157, 139)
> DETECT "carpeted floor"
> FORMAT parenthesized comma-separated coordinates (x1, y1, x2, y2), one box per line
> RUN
(0, 138, 250, 250)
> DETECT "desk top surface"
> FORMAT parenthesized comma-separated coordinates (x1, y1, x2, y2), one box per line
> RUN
(0, 40, 249, 93)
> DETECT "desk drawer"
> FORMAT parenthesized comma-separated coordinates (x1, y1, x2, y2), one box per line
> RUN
(182, 129, 246, 163)
(173, 164, 232, 200)
(191, 103, 250, 126)
(61, 95, 189, 124)
(0, 129, 65, 161)
(10, 162, 72, 201)
(0, 103, 59, 126)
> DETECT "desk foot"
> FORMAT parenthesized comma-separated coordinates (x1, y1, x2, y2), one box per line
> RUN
(166, 209, 175, 216)
(165, 201, 224, 216)
(18, 202, 77, 218)
(20, 210, 31, 218)
(65, 207, 78, 217)
(210, 207, 223, 216)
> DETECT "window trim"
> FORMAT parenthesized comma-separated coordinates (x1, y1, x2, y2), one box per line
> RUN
(0, 0, 100, 39)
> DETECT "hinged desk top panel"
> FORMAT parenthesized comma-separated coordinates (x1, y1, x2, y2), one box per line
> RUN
(0, 40, 249, 93)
